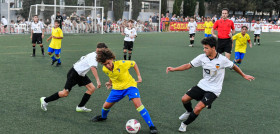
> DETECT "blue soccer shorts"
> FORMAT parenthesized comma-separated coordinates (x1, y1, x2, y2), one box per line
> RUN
(235, 52, 245, 60)
(106, 87, 140, 103)
(48, 47, 61, 55)
(205, 34, 212, 37)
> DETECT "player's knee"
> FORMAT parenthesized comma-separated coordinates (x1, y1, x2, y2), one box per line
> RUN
(123, 50, 127, 53)
(181, 95, 189, 103)
(87, 86, 96, 94)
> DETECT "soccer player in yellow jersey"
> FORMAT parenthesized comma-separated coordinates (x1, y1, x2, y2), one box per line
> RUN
(232, 26, 252, 67)
(47, 20, 64, 67)
(91, 49, 158, 134)
(203, 16, 213, 38)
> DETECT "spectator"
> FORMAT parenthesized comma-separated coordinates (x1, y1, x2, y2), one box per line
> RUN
(277, 18, 280, 26)
(70, 11, 77, 21)
(171, 14, 177, 21)
(268, 18, 272, 24)
(273, 17, 277, 24)
(1, 16, 8, 33)
(152, 13, 159, 31)
(231, 15, 235, 22)
(62, 13, 67, 20)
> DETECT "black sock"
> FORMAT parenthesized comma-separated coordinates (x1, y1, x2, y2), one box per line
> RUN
(183, 111, 198, 125)
(190, 40, 194, 44)
(44, 92, 60, 103)
(41, 46, 44, 54)
(183, 101, 193, 112)
(78, 93, 91, 107)
(254, 38, 256, 43)
(258, 39, 260, 43)
(124, 52, 127, 60)
(128, 53, 132, 60)
(190, 40, 192, 44)
(33, 46, 36, 55)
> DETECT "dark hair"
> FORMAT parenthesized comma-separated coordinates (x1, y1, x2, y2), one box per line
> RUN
(242, 26, 248, 29)
(256, 19, 260, 21)
(222, 8, 229, 13)
(201, 37, 217, 48)
(97, 43, 108, 48)
(128, 20, 134, 23)
(57, 12, 60, 14)
(33, 15, 38, 17)
(54, 20, 60, 23)
(96, 49, 116, 63)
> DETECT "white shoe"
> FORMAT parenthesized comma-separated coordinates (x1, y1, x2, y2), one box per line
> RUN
(189, 44, 193, 47)
(254, 43, 256, 45)
(76, 106, 92, 112)
(40, 97, 48, 111)
(179, 111, 190, 121)
(178, 122, 187, 132)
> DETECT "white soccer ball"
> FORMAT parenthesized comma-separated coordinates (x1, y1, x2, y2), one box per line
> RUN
(125, 119, 141, 134)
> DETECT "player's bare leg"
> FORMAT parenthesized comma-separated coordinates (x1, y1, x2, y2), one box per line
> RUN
(225, 52, 231, 60)
(132, 98, 158, 134)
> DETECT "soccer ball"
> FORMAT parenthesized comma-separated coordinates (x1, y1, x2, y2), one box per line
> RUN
(125, 119, 141, 134)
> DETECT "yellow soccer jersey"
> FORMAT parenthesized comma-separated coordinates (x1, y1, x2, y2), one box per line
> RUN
(49, 27, 63, 49)
(204, 21, 213, 34)
(232, 33, 251, 53)
(103, 60, 137, 90)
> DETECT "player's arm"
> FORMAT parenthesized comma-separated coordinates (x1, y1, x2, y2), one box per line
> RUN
(46, 35, 52, 42)
(42, 28, 45, 39)
(30, 29, 33, 39)
(52, 36, 63, 39)
(166, 63, 192, 74)
(248, 39, 252, 48)
(232, 64, 255, 81)
(90, 67, 101, 88)
(133, 63, 142, 83)
(211, 28, 217, 38)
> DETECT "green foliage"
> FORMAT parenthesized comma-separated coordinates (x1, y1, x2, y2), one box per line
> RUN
(183, 0, 196, 17)
(198, 0, 205, 17)
(173, 0, 183, 15)
(132, 0, 143, 20)
(161, 0, 168, 15)
(100, 0, 110, 18)
(113, 0, 125, 20)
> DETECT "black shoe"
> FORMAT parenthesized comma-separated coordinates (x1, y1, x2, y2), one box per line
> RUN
(51, 59, 57, 65)
(150, 126, 158, 134)
(31, 54, 35, 57)
(91, 115, 107, 122)
(56, 62, 61, 67)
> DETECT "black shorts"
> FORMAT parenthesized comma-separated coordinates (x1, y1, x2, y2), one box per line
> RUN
(32, 33, 43, 44)
(186, 86, 217, 106)
(189, 33, 195, 38)
(4, 25, 7, 28)
(217, 38, 232, 54)
(64, 67, 92, 91)
(123, 41, 134, 51)
(254, 34, 260, 37)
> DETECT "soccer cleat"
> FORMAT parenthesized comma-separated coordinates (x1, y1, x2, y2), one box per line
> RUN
(189, 44, 193, 47)
(258, 43, 260, 46)
(51, 59, 57, 65)
(40, 97, 48, 111)
(91, 115, 107, 122)
(254, 43, 256, 45)
(149, 126, 158, 134)
(76, 106, 92, 112)
(178, 122, 187, 132)
(179, 111, 190, 121)
(56, 62, 61, 67)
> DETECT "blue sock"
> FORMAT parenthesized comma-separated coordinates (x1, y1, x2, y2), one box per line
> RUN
(56, 56, 61, 63)
(137, 105, 154, 127)
(50, 54, 56, 61)
(101, 108, 110, 118)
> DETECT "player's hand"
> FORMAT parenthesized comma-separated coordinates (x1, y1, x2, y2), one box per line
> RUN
(105, 82, 112, 89)
(212, 34, 217, 38)
(136, 76, 142, 83)
(229, 33, 233, 37)
(96, 80, 101, 88)
(166, 67, 175, 74)
(42, 35, 44, 38)
(243, 75, 255, 81)
(121, 33, 125, 36)
(46, 38, 49, 42)
(30, 36, 32, 39)
(130, 36, 134, 39)
(250, 43, 252, 48)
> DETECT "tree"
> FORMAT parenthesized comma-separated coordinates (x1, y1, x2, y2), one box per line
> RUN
(113, 0, 125, 20)
(161, 0, 168, 15)
(132, 0, 142, 20)
(183, 0, 196, 17)
(173, 0, 183, 15)
(198, 0, 205, 17)
(19, 0, 40, 19)
(100, 0, 110, 18)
